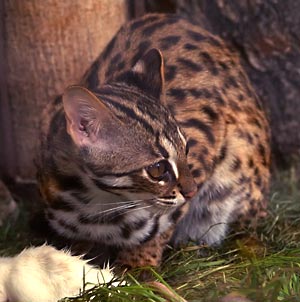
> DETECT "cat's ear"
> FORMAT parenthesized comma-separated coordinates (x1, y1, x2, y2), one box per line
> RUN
(132, 48, 166, 103)
(62, 86, 116, 146)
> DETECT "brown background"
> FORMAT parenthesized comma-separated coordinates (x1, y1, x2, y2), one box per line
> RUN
(0, 0, 128, 180)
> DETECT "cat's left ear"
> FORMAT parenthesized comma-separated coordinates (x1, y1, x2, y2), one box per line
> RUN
(132, 48, 166, 103)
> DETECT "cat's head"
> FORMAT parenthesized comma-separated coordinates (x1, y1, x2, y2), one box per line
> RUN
(62, 49, 197, 210)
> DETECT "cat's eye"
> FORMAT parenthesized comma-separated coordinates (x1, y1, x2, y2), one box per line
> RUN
(146, 160, 169, 181)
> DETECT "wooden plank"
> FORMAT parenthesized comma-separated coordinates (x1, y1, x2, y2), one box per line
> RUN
(1, 0, 128, 180)
(0, 0, 17, 179)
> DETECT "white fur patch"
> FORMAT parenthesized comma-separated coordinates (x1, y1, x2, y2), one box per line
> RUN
(158, 213, 173, 234)
(168, 158, 179, 179)
(161, 137, 179, 179)
(177, 127, 187, 145)
(0, 245, 113, 302)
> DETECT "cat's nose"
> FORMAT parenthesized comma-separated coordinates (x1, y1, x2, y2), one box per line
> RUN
(180, 185, 197, 199)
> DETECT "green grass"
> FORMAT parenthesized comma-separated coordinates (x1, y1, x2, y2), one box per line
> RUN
(1, 168, 300, 301)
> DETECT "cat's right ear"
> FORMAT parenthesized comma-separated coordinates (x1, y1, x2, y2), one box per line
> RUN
(62, 86, 115, 146)
(132, 48, 166, 104)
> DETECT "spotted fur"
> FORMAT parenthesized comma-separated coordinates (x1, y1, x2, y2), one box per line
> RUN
(37, 14, 270, 268)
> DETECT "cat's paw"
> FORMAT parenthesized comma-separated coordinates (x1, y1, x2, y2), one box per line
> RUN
(0, 245, 113, 302)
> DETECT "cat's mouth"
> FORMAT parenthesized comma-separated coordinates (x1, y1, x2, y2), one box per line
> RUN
(156, 200, 177, 206)
(155, 196, 186, 207)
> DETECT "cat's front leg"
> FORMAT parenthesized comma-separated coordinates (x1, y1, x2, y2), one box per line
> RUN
(116, 225, 175, 268)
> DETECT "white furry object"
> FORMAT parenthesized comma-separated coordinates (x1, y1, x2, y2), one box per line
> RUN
(0, 245, 113, 302)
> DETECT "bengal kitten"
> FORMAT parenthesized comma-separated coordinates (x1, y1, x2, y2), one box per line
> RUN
(37, 14, 270, 268)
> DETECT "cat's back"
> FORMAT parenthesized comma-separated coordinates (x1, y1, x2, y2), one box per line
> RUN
(83, 14, 235, 91)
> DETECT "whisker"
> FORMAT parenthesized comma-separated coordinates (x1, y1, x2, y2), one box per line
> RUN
(120, 204, 153, 216)
(105, 204, 154, 221)
(93, 203, 136, 216)
(95, 200, 144, 206)
(83, 199, 145, 207)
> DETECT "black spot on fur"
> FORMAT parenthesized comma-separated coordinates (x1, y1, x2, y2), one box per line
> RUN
(218, 61, 229, 71)
(258, 143, 267, 166)
(200, 51, 219, 76)
(177, 58, 203, 72)
(188, 88, 202, 98)
(201, 146, 209, 155)
(181, 119, 215, 145)
(170, 208, 183, 223)
(186, 30, 206, 42)
(255, 175, 262, 188)
(228, 76, 239, 88)
(159, 35, 181, 50)
(236, 130, 254, 144)
(105, 53, 123, 78)
(231, 157, 242, 171)
(197, 154, 210, 172)
(207, 36, 222, 48)
(249, 118, 262, 129)
(102, 36, 116, 60)
(192, 169, 201, 178)
(132, 219, 147, 230)
(184, 43, 198, 50)
(238, 94, 245, 101)
(210, 88, 225, 106)
(187, 138, 198, 149)
(218, 144, 227, 162)
(168, 88, 187, 101)
(201, 105, 219, 121)
(238, 174, 251, 185)
(202, 89, 212, 99)
(229, 99, 242, 112)
(165, 65, 177, 81)
(248, 157, 254, 168)
(189, 88, 213, 99)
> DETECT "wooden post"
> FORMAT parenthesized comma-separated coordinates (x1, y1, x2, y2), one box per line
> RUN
(0, 0, 128, 180)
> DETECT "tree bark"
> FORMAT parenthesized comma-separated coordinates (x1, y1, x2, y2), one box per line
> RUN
(0, 0, 128, 180)
(176, 0, 300, 166)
